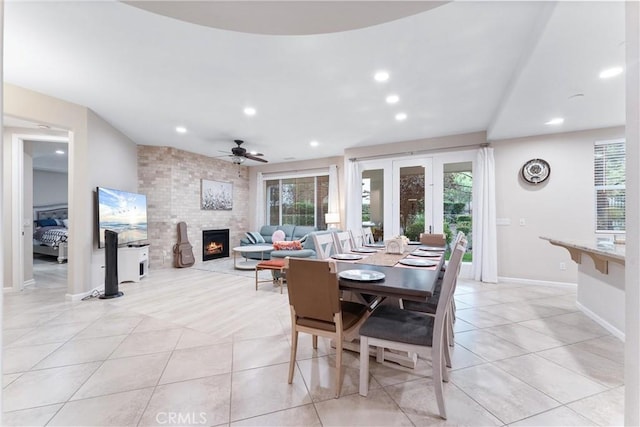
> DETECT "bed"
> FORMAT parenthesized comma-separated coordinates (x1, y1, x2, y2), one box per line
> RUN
(33, 205, 69, 263)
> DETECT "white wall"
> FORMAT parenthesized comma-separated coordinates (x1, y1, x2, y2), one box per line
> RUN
(493, 126, 625, 284)
(87, 109, 138, 289)
(3, 84, 138, 297)
(33, 170, 68, 206)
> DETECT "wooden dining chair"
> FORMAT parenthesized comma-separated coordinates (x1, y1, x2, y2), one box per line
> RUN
(332, 231, 354, 254)
(419, 233, 446, 247)
(358, 240, 467, 419)
(402, 233, 466, 367)
(285, 257, 370, 398)
(362, 227, 375, 244)
(312, 232, 337, 260)
(349, 228, 365, 248)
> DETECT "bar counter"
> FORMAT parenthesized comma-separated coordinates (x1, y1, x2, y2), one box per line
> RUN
(541, 237, 625, 338)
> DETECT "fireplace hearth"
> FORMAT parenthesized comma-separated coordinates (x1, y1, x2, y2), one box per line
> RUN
(202, 229, 230, 261)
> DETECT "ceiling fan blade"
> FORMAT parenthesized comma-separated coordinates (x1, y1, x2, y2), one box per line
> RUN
(244, 154, 268, 163)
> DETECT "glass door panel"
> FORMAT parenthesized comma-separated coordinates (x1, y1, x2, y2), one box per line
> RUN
(443, 161, 473, 258)
(362, 169, 384, 241)
(392, 158, 433, 240)
(399, 165, 425, 240)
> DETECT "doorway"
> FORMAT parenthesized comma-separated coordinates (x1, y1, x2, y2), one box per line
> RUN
(3, 116, 70, 291)
(356, 150, 475, 252)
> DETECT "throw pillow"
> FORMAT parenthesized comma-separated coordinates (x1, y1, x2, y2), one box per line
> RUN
(273, 240, 303, 251)
(272, 230, 286, 242)
(245, 231, 265, 244)
(37, 218, 57, 227)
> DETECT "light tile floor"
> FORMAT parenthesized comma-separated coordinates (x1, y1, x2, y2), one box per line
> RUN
(2, 258, 625, 426)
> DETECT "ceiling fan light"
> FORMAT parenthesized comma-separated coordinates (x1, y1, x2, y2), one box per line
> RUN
(231, 155, 245, 165)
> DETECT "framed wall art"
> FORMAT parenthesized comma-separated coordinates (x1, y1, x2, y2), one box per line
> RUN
(201, 179, 233, 210)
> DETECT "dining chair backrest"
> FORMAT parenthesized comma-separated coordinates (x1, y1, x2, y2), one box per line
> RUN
(333, 231, 354, 254)
(437, 238, 467, 316)
(419, 233, 446, 247)
(349, 229, 364, 248)
(362, 227, 375, 244)
(312, 232, 336, 260)
(286, 258, 340, 325)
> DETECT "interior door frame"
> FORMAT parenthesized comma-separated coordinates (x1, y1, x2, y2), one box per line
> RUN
(9, 132, 69, 291)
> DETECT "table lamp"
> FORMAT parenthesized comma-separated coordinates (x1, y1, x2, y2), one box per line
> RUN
(325, 212, 340, 229)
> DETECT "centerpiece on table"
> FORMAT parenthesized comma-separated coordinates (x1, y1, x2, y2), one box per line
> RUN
(385, 235, 409, 254)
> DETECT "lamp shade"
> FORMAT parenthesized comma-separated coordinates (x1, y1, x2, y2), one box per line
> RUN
(325, 212, 340, 224)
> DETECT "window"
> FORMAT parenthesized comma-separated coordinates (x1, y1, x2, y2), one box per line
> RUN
(595, 139, 625, 232)
(265, 175, 329, 228)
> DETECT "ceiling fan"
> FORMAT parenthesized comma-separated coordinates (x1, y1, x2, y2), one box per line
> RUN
(225, 139, 268, 164)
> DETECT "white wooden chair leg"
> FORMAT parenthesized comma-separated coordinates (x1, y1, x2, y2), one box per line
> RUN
(359, 336, 370, 396)
(376, 346, 384, 363)
(432, 341, 447, 419)
(444, 312, 452, 369)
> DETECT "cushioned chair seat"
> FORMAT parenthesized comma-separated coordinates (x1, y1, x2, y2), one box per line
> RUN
(402, 279, 442, 314)
(359, 304, 435, 347)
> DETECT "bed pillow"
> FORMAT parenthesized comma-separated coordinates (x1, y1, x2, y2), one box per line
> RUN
(273, 240, 303, 251)
(245, 231, 265, 244)
(37, 218, 57, 227)
(62, 219, 69, 228)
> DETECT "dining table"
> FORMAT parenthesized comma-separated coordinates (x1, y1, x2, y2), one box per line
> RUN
(335, 243, 445, 301)
(332, 243, 447, 368)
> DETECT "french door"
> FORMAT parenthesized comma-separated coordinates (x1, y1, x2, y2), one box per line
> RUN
(357, 150, 474, 248)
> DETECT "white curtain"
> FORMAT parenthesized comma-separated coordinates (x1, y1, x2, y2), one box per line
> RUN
(472, 147, 498, 283)
(254, 172, 264, 229)
(328, 164, 340, 216)
(345, 159, 362, 231)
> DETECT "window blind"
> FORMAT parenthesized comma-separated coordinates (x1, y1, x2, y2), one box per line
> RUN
(594, 139, 625, 232)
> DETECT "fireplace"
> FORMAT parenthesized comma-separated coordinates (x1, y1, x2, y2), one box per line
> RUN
(202, 229, 230, 261)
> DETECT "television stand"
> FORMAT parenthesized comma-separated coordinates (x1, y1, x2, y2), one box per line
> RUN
(118, 245, 149, 283)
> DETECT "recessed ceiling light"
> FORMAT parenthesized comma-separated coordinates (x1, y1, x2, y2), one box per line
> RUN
(599, 67, 623, 79)
(55, 150, 65, 155)
(395, 112, 407, 121)
(374, 71, 389, 82)
(175, 126, 187, 134)
(310, 140, 319, 147)
(386, 94, 399, 104)
(545, 117, 564, 125)
(250, 151, 258, 155)
(244, 107, 256, 116)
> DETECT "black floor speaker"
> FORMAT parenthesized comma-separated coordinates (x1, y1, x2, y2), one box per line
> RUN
(100, 229, 124, 299)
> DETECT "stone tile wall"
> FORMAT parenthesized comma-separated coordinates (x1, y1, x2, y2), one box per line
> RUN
(138, 146, 250, 268)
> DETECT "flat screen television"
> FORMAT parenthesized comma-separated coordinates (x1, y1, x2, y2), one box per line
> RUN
(97, 186, 148, 248)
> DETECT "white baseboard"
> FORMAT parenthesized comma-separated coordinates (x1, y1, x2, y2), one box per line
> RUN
(576, 301, 625, 341)
(66, 285, 105, 302)
(498, 276, 577, 289)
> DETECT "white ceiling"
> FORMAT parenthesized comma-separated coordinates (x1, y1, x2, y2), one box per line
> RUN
(3, 1, 626, 166)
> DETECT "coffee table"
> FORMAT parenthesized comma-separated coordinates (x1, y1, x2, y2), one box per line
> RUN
(232, 245, 274, 270)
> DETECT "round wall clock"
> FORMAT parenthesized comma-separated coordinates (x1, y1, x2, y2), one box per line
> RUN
(521, 158, 550, 184)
